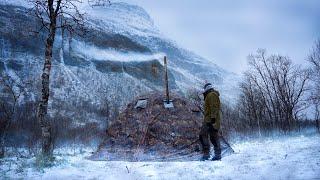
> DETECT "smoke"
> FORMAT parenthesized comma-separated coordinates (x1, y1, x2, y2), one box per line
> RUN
(73, 40, 165, 62)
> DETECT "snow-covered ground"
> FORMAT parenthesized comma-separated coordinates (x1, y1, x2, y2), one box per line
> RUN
(1, 134, 320, 180)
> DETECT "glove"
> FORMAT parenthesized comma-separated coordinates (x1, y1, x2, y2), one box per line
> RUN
(211, 118, 216, 123)
(207, 120, 218, 132)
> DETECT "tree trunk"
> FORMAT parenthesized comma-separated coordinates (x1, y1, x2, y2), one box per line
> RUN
(0, 130, 5, 158)
(37, 20, 57, 158)
(316, 105, 320, 133)
(0, 118, 12, 158)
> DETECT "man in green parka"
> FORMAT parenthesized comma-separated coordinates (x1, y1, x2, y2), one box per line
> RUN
(199, 82, 221, 161)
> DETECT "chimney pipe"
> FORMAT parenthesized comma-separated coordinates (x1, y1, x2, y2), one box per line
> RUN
(164, 56, 170, 104)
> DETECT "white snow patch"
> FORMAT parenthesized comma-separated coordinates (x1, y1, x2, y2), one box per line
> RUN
(80, 2, 160, 37)
(1, 134, 320, 179)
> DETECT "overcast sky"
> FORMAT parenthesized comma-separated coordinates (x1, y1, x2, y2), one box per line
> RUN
(125, 0, 320, 74)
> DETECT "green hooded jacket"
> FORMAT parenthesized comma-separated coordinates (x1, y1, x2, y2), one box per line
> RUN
(204, 90, 221, 130)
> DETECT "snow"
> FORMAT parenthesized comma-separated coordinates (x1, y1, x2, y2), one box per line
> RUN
(0, 0, 30, 7)
(80, 1, 160, 38)
(0, 1, 241, 104)
(1, 134, 320, 179)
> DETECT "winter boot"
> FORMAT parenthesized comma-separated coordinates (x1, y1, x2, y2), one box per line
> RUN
(200, 147, 210, 161)
(200, 155, 210, 161)
(211, 156, 221, 161)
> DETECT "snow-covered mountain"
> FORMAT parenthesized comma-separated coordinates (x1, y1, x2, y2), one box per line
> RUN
(0, 2, 239, 125)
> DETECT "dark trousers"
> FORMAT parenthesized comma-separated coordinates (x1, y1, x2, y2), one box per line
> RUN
(199, 123, 221, 158)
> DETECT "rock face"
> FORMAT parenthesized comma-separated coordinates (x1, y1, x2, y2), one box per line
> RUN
(0, 2, 239, 109)
(0, 2, 239, 144)
(95, 92, 203, 161)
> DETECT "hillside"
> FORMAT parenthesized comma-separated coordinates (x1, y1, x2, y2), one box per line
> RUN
(0, 2, 239, 133)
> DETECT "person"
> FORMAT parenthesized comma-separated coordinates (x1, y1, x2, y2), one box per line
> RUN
(199, 82, 221, 161)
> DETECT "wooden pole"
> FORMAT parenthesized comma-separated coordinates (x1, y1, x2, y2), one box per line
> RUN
(164, 56, 170, 103)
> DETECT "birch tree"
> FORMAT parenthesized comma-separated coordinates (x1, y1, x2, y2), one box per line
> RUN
(30, 0, 85, 159)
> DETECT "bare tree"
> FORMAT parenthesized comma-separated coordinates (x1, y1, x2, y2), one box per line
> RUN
(240, 49, 310, 132)
(239, 75, 266, 134)
(29, 0, 87, 159)
(0, 72, 24, 158)
(308, 40, 320, 132)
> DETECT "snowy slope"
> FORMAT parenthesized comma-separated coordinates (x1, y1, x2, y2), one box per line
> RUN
(1, 1, 239, 96)
(1, 134, 319, 179)
(0, 1, 239, 128)
(76, 2, 240, 99)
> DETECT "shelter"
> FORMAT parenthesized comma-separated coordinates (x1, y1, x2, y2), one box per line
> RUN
(93, 92, 233, 161)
